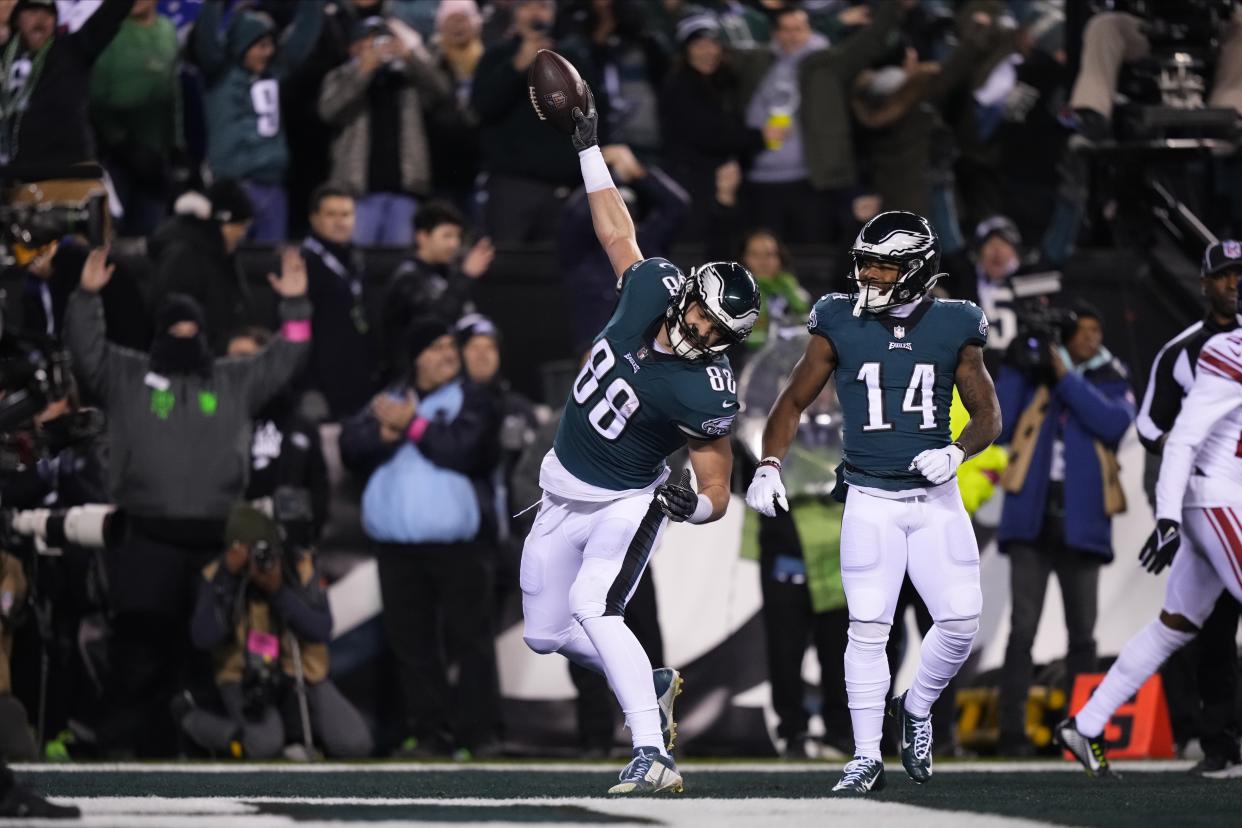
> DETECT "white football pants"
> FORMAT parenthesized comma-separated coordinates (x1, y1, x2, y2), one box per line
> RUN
(839, 483, 983, 759)
(519, 490, 670, 751)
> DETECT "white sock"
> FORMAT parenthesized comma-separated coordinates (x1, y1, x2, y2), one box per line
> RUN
(844, 622, 891, 760)
(580, 615, 667, 755)
(558, 624, 606, 674)
(906, 618, 977, 718)
(1075, 620, 1194, 738)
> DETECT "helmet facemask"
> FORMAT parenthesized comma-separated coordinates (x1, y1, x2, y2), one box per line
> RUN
(849, 251, 942, 317)
(665, 277, 735, 360)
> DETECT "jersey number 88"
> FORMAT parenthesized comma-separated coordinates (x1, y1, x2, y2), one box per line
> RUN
(573, 340, 640, 440)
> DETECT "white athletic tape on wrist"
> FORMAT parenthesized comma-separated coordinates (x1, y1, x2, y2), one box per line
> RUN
(688, 493, 713, 524)
(579, 145, 613, 193)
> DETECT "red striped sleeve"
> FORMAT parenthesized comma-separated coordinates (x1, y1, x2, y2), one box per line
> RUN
(1198, 350, 1242, 383)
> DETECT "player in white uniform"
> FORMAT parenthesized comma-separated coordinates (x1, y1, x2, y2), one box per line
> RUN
(1058, 327, 1242, 776)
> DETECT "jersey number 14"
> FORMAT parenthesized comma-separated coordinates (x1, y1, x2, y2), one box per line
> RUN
(858, 362, 938, 432)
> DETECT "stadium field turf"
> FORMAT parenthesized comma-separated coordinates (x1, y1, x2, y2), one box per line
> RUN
(8, 760, 1241, 827)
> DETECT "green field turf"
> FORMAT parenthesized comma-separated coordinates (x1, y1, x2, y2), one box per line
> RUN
(10, 761, 1242, 827)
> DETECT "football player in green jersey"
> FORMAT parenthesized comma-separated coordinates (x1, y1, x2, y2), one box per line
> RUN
(747, 211, 1002, 794)
(520, 82, 761, 795)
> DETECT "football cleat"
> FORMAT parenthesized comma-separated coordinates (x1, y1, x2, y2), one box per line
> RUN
(1055, 718, 1117, 778)
(653, 667, 683, 752)
(607, 747, 684, 795)
(889, 691, 933, 783)
(1191, 754, 1242, 779)
(831, 756, 887, 795)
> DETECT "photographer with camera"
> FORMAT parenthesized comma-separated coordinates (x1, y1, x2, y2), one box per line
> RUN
(994, 302, 1136, 756)
(63, 246, 311, 755)
(318, 13, 447, 247)
(177, 503, 370, 759)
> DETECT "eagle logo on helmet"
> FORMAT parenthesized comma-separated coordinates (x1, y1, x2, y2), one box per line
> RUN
(665, 261, 762, 360)
(848, 211, 944, 317)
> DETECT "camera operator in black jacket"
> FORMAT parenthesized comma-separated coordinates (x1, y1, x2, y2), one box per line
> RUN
(177, 504, 371, 759)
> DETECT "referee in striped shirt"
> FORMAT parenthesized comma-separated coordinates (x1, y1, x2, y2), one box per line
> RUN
(1137, 240, 1242, 776)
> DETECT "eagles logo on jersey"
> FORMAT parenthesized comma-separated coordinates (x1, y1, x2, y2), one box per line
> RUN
(848, 211, 944, 317)
(810, 291, 988, 491)
(554, 258, 760, 490)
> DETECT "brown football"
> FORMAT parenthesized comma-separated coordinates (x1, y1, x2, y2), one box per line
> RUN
(528, 49, 588, 135)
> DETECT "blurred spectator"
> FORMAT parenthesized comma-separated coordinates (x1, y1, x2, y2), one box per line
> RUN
(339, 317, 502, 757)
(659, 13, 763, 242)
(652, 0, 770, 49)
(1069, 9, 1242, 141)
(741, 8, 829, 244)
(992, 8, 1070, 257)
(470, 0, 579, 242)
(961, 215, 1024, 361)
(89, 0, 182, 237)
(561, 0, 669, 158)
(178, 504, 371, 759)
(382, 201, 493, 372)
(319, 14, 448, 247)
(6, 237, 152, 349)
(149, 180, 261, 355)
(301, 184, 381, 421)
(454, 312, 538, 546)
(849, 21, 997, 226)
(732, 3, 906, 243)
(191, 0, 322, 242)
(994, 303, 1136, 756)
(426, 0, 484, 210)
(739, 228, 809, 352)
(558, 143, 687, 355)
(275, 0, 355, 240)
(229, 328, 330, 544)
(0, 0, 132, 173)
(64, 245, 310, 756)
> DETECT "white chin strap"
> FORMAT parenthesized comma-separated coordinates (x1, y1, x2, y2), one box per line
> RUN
(852, 283, 893, 317)
(668, 318, 707, 359)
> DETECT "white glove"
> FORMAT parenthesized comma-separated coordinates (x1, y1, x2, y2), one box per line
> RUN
(746, 465, 789, 517)
(910, 444, 966, 485)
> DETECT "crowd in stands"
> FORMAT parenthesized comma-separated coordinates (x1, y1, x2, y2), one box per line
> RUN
(0, 0, 1233, 766)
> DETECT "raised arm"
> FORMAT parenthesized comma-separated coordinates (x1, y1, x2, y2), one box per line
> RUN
(747, 334, 837, 516)
(570, 85, 643, 278)
(953, 344, 1003, 458)
(191, 0, 229, 80)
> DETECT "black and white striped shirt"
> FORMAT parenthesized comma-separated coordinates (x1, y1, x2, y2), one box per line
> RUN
(1137, 315, 1239, 452)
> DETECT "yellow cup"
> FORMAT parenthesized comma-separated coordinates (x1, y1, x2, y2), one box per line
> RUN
(765, 111, 792, 150)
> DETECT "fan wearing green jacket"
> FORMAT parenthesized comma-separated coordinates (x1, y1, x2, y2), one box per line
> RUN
(741, 228, 811, 351)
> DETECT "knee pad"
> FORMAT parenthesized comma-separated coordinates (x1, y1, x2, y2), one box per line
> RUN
(943, 584, 983, 622)
(937, 615, 980, 639)
(847, 620, 891, 651)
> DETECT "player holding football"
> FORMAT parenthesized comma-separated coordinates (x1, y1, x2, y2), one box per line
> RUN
(519, 83, 761, 794)
(747, 212, 1001, 794)
(1058, 323, 1242, 778)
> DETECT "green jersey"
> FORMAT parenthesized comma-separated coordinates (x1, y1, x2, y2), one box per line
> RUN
(552, 258, 738, 492)
(808, 293, 988, 491)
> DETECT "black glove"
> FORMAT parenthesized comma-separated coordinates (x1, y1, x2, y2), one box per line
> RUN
(571, 83, 598, 151)
(654, 469, 697, 522)
(1139, 518, 1180, 575)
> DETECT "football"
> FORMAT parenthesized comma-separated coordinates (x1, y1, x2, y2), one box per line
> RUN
(528, 49, 589, 135)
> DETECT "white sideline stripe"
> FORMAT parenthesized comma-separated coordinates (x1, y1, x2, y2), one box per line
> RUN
(11, 759, 1195, 774)
(26, 796, 1054, 828)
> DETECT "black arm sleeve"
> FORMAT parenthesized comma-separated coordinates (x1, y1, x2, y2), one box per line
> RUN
(72, 0, 137, 62)
(338, 406, 401, 477)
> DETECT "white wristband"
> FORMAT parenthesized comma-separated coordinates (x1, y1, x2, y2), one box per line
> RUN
(579, 145, 613, 193)
(688, 493, 714, 525)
